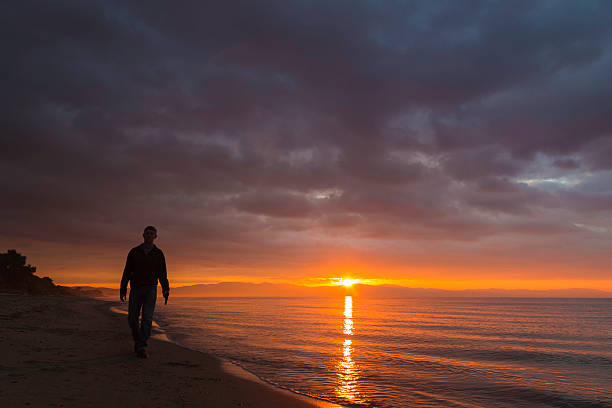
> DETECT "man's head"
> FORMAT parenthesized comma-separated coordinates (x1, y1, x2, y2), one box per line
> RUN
(143, 226, 157, 244)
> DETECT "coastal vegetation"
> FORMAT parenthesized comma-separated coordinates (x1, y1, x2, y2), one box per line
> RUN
(0, 249, 100, 296)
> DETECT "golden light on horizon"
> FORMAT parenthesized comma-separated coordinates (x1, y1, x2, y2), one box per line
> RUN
(332, 278, 362, 287)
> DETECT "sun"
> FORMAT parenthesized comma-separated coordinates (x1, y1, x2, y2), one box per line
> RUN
(339, 278, 360, 287)
(329, 277, 364, 287)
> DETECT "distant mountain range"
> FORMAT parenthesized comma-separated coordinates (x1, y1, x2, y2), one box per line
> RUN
(83, 282, 612, 298)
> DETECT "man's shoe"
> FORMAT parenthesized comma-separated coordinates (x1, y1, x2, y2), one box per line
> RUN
(136, 348, 149, 359)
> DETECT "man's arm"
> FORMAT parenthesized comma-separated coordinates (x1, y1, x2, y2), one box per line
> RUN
(159, 251, 170, 301)
(120, 249, 132, 301)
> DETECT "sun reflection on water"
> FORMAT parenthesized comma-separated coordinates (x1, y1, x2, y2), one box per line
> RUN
(343, 295, 353, 335)
(336, 295, 363, 403)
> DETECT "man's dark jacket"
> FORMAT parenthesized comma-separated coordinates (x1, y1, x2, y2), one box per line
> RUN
(120, 244, 169, 296)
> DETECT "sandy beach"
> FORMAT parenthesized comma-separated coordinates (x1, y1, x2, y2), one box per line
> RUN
(0, 294, 338, 408)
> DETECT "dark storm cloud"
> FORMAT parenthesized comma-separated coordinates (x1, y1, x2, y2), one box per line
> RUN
(2, 0, 612, 279)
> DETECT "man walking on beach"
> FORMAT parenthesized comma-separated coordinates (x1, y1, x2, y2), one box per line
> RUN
(120, 226, 170, 358)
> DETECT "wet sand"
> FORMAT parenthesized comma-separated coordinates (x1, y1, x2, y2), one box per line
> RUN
(0, 294, 339, 407)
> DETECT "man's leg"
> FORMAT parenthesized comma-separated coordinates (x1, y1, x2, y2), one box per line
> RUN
(139, 285, 157, 350)
(127, 287, 145, 351)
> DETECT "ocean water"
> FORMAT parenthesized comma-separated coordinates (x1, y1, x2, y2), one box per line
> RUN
(145, 297, 611, 408)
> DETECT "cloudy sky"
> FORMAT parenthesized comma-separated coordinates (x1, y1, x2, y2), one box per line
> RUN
(2, 1, 612, 289)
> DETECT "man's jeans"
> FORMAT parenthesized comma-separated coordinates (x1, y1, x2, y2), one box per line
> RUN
(127, 285, 157, 351)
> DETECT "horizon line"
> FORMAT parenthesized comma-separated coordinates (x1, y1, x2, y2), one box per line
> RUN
(63, 281, 612, 294)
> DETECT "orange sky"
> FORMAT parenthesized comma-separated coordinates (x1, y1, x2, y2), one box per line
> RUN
(5, 237, 611, 291)
(3, 2, 612, 294)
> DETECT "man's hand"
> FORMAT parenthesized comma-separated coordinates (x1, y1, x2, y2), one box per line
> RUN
(163, 290, 169, 305)
(120, 288, 127, 302)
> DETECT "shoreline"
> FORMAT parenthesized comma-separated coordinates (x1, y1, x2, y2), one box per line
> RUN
(0, 294, 342, 407)
(105, 298, 342, 408)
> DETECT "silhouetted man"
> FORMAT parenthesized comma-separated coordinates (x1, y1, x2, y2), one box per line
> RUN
(120, 226, 170, 358)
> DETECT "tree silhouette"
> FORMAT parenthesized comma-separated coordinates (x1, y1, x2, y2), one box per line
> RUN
(1, 249, 65, 295)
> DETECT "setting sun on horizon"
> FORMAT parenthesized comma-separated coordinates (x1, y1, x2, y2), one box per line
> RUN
(3, 0, 612, 297)
(331, 278, 363, 288)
